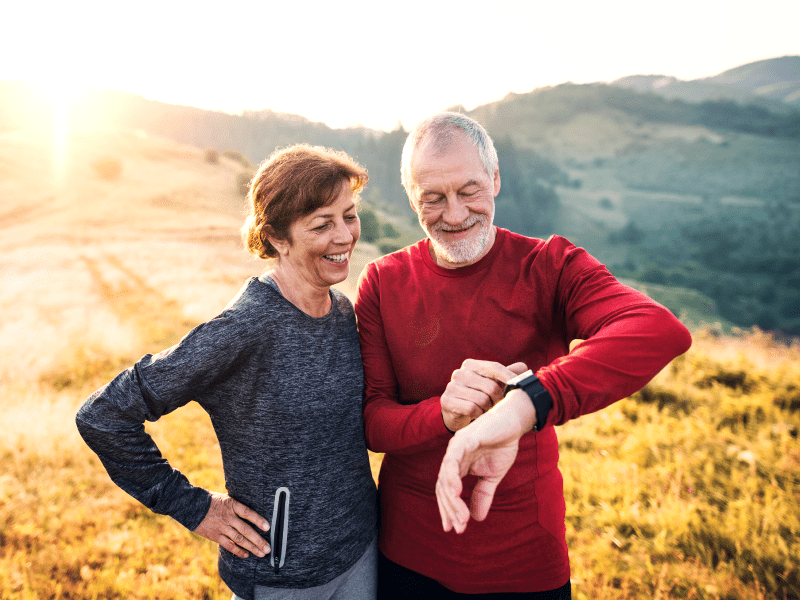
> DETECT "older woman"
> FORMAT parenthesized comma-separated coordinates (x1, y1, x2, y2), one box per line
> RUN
(76, 145, 378, 600)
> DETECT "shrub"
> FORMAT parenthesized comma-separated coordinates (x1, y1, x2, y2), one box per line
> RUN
(91, 157, 122, 180)
(237, 171, 254, 197)
(359, 207, 380, 243)
(379, 242, 403, 255)
(223, 150, 253, 168)
(382, 222, 400, 238)
(204, 149, 219, 164)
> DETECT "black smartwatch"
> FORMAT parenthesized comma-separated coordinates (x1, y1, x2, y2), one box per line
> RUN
(504, 370, 552, 431)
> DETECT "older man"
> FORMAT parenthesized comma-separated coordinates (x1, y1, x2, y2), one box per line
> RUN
(355, 112, 692, 598)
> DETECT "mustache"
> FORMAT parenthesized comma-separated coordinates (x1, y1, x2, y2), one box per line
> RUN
(433, 214, 486, 233)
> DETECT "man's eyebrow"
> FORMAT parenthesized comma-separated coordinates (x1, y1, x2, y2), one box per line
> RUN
(420, 180, 481, 196)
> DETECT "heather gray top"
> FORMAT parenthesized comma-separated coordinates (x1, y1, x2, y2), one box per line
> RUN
(76, 276, 377, 599)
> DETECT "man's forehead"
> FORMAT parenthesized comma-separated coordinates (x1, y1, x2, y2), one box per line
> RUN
(415, 128, 468, 157)
(411, 132, 483, 176)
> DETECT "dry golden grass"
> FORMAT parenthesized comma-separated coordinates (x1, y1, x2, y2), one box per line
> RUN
(560, 330, 800, 600)
(0, 125, 380, 598)
(1, 128, 797, 599)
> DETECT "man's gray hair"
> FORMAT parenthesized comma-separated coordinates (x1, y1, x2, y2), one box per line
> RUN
(400, 112, 499, 197)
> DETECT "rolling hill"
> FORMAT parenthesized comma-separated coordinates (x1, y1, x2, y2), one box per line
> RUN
(0, 127, 798, 600)
(3, 55, 799, 334)
(0, 127, 381, 386)
(613, 55, 800, 109)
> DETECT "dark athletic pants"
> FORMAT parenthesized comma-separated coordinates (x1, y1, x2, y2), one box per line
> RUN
(378, 552, 572, 599)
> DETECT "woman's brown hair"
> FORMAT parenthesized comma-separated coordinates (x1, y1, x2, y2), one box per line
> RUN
(241, 144, 368, 259)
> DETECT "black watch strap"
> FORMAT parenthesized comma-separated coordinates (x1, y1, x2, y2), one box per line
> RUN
(505, 371, 553, 431)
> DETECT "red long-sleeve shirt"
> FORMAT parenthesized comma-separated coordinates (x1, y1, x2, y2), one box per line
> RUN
(355, 229, 692, 593)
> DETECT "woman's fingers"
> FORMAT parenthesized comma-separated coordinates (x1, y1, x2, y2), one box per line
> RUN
(224, 499, 270, 557)
(194, 493, 271, 558)
(232, 498, 271, 533)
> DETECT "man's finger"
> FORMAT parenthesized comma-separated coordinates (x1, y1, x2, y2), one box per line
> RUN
(506, 362, 528, 377)
(462, 359, 525, 386)
(470, 478, 502, 522)
(436, 459, 469, 533)
(444, 394, 492, 417)
(458, 372, 505, 403)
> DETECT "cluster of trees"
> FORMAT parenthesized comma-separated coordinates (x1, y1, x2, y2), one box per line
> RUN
(615, 204, 800, 335)
(679, 207, 800, 334)
(492, 138, 560, 236)
(614, 136, 800, 204)
(357, 205, 404, 255)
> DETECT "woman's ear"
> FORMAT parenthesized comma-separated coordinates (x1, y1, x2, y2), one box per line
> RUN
(263, 225, 290, 257)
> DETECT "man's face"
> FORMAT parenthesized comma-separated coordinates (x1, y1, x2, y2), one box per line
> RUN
(409, 132, 500, 269)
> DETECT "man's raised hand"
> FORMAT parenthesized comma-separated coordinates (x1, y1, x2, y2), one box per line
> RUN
(440, 359, 528, 432)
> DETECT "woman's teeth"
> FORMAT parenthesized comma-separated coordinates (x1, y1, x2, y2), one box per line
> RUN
(325, 253, 348, 263)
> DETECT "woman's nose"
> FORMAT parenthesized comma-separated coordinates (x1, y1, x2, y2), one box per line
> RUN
(333, 219, 354, 243)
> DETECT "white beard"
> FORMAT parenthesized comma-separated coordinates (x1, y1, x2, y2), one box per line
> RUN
(425, 213, 492, 265)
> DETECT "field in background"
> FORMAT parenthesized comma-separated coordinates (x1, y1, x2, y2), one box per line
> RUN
(1, 129, 798, 599)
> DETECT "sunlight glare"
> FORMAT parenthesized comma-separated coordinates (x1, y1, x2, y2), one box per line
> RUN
(34, 75, 84, 185)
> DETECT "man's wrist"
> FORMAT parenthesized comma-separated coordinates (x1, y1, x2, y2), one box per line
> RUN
(504, 370, 553, 431)
(501, 388, 538, 433)
(442, 412, 456, 434)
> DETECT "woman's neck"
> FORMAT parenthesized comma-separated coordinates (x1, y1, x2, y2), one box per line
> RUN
(265, 267, 332, 318)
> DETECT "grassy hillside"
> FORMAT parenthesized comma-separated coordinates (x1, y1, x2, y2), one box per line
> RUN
(561, 328, 800, 600)
(2, 128, 797, 599)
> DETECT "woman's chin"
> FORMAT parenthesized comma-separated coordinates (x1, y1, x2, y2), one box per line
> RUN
(320, 261, 350, 286)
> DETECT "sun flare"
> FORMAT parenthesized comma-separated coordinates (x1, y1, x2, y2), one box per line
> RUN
(32, 75, 85, 184)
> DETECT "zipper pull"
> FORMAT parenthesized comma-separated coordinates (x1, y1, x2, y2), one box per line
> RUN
(270, 487, 290, 574)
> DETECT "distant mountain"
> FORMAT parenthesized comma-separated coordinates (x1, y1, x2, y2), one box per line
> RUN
(3, 58, 800, 333)
(466, 73, 800, 335)
(707, 56, 800, 100)
(614, 55, 800, 111)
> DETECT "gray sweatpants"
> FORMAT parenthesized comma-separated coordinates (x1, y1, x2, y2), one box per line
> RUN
(233, 535, 377, 600)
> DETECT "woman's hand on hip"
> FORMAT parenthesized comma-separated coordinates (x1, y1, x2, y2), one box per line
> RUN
(193, 492, 271, 558)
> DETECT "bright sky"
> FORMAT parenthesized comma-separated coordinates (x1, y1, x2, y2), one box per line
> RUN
(2, 0, 798, 132)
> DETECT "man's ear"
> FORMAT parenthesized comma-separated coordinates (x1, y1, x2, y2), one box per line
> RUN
(408, 194, 420, 215)
(492, 167, 501, 197)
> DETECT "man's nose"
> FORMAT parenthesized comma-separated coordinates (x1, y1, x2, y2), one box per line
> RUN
(442, 197, 469, 224)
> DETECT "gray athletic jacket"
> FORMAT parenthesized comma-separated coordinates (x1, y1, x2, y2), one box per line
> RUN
(76, 277, 378, 600)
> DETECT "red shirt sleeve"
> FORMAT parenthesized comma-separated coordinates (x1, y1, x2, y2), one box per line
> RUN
(534, 237, 693, 427)
(355, 260, 453, 454)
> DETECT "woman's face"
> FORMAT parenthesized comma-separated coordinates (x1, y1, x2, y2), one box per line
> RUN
(279, 184, 361, 289)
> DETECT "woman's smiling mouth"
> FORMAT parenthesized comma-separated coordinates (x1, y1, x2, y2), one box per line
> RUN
(324, 252, 349, 263)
